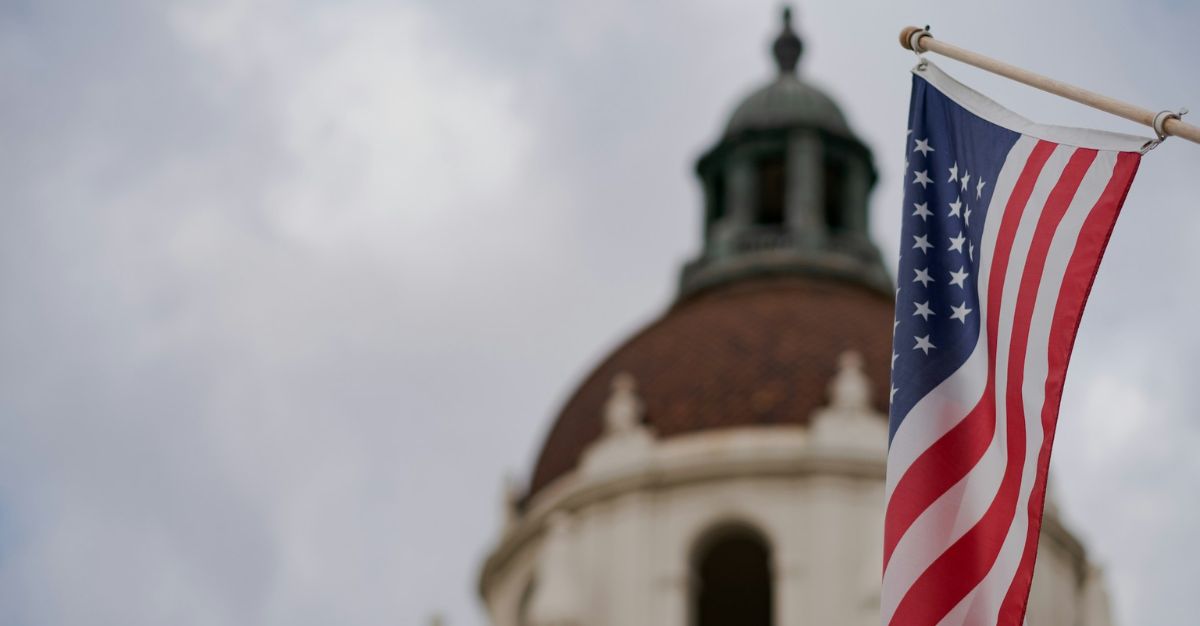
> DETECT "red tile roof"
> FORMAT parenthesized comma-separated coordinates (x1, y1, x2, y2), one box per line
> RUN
(528, 276, 895, 496)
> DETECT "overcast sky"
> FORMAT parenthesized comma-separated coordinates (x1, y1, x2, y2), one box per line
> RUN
(1, 1, 1198, 625)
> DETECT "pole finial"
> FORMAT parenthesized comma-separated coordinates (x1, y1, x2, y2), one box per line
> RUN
(772, 5, 803, 74)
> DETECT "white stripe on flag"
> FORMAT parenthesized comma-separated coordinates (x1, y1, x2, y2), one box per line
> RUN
(952, 150, 1120, 625)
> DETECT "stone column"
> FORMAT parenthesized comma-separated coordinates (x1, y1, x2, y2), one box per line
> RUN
(786, 130, 825, 247)
(709, 155, 756, 258)
(528, 513, 583, 626)
(844, 157, 870, 235)
(774, 536, 808, 626)
(800, 476, 850, 623)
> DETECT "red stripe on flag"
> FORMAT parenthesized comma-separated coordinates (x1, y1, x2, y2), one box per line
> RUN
(997, 151, 1141, 624)
(890, 145, 1094, 625)
(882, 140, 1056, 572)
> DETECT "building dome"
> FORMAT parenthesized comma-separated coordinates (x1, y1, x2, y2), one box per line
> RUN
(725, 75, 851, 138)
(528, 276, 893, 495)
(525, 7, 896, 499)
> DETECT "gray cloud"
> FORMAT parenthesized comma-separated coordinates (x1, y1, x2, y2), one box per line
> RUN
(0, 1, 1197, 625)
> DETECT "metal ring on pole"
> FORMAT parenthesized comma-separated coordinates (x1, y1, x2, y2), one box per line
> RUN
(908, 28, 931, 55)
(1153, 108, 1190, 141)
(1153, 110, 1179, 141)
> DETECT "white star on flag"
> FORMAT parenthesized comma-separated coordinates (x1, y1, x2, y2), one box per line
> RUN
(912, 234, 933, 253)
(913, 334, 936, 355)
(948, 266, 969, 288)
(913, 202, 933, 221)
(913, 267, 933, 287)
(949, 302, 973, 323)
(948, 197, 962, 218)
(976, 177, 987, 199)
(913, 169, 933, 188)
(913, 300, 935, 320)
(948, 232, 966, 253)
(947, 162, 958, 182)
(960, 170, 970, 192)
(914, 138, 935, 156)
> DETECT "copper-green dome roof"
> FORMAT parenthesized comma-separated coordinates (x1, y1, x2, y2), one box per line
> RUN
(725, 74, 851, 137)
(722, 7, 851, 138)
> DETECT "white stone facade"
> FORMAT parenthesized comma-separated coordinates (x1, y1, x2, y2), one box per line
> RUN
(479, 358, 1116, 626)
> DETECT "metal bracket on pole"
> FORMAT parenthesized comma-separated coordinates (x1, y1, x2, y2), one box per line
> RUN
(907, 27, 931, 55)
(1153, 108, 1189, 141)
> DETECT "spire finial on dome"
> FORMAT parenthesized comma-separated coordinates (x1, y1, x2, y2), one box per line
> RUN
(772, 5, 803, 74)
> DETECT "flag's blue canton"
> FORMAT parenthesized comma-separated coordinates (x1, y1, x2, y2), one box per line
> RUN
(888, 75, 1021, 443)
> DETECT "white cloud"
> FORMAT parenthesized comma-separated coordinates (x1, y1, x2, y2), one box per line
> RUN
(171, 0, 531, 264)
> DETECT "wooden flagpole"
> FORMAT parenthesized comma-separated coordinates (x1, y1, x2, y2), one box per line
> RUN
(899, 26, 1200, 146)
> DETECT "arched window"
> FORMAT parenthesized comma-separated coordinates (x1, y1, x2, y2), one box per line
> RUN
(692, 525, 773, 626)
(755, 154, 787, 226)
(823, 154, 848, 234)
(711, 173, 728, 223)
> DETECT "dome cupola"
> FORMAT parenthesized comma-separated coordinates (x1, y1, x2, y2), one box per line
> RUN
(682, 7, 890, 299)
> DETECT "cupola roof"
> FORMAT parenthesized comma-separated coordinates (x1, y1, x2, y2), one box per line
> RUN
(725, 76, 852, 138)
(724, 9, 851, 138)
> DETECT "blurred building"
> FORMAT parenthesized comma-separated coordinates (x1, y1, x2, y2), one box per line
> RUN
(479, 10, 1114, 626)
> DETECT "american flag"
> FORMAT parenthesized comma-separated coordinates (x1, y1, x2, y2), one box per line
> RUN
(882, 61, 1145, 626)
